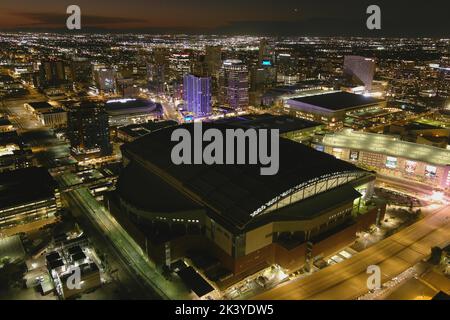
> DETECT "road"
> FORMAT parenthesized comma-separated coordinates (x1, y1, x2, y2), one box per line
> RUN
(254, 204, 450, 300)
(61, 175, 188, 300)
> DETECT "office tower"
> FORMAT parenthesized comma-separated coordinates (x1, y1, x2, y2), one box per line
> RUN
(169, 52, 191, 79)
(70, 57, 93, 89)
(276, 53, 299, 85)
(343, 55, 376, 91)
(220, 59, 249, 110)
(38, 59, 66, 88)
(258, 39, 274, 66)
(183, 74, 212, 116)
(67, 102, 112, 158)
(95, 68, 116, 94)
(205, 45, 222, 96)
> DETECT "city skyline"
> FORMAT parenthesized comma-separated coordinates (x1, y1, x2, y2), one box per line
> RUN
(0, 1, 449, 305)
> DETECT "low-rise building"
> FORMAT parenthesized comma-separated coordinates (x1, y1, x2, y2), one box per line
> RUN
(285, 91, 386, 130)
(0, 167, 61, 235)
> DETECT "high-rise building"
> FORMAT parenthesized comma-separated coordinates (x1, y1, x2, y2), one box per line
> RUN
(258, 39, 274, 66)
(169, 52, 191, 80)
(67, 102, 112, 159)
(94, 68, 116, 94)
(220, 59, 249, 110)
(343, 56, 376, 91)
(205, 45, 222, 96)
(183, 74, 212, 116)
(70, 57, 93, 89)
(38, 59, 66, 89)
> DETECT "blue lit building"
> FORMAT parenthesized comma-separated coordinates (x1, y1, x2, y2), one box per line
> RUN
(183, 74, 212, 117)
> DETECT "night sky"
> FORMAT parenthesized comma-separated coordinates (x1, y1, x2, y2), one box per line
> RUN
(0, 0, 449, 36)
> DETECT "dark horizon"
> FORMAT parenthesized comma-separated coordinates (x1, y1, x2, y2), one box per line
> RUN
(0, 0, 449, 37)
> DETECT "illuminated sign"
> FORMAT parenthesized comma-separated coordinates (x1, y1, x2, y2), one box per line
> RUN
(350, 150, 359, 161)
(405, 160, 417, 174)
(425, 165, 437, 178)
(315, 145, 324, 152)
(386, 156, 397, 169)
(262, 60, 272, 66)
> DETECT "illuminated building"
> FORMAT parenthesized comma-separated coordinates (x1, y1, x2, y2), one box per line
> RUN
(169, 52, 191, 79)
(0, 131, 34, 173)
(37, 59, 67, 89)
(276, 53, 299, 85)
(0, 117, 14, 132)
(109, 123, 383, 286)
(94, 68, 116, 94)
(343, 56, 376, 91)
(105, 98, 163, 127)
(220, 59, 249, 110)
(70, 57, 93, 89)
(205, 45, 222, 94)
(0, 167, 60, 235)
(183, 74, 212, 117)
(314, 129, 450, 190)
(285, 91, 386, 129)
(67, 102, 112, 159)
(25, 102, 67, 128)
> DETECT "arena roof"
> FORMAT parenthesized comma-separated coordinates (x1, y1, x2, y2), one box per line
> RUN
(322, 129, 450, 166)
(105, 98, 157, 114)
(289, 92, 383, 111)
(120, 123, 369, 233)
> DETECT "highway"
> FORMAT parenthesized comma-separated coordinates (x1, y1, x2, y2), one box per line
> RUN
(62, 180, 185, 300)
(254, 204, 450, 300)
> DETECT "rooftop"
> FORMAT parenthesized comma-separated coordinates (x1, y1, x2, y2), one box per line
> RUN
(322, 129, 450, 166)
(289, 91, 384, 111)
(27, 101, 53, 110)
(215, 114, 322, 133)
(118, 120, 178, 139)
(0, 167, 57, 210)
(120, 123, 368, 232)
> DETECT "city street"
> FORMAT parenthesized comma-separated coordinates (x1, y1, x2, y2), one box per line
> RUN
(61, 173, 190, 300)
(254, 204, 450, 300)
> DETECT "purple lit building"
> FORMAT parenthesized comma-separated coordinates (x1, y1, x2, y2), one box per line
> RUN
(183, 74, 212, 117)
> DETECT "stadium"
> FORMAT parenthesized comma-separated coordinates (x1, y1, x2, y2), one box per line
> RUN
(108, 123, 384, 286)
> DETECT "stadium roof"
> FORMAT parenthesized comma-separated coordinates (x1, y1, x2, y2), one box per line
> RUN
(120, 123, 369, 233)
(289, 92, 383, 111)
(322, 129, 450, 166)
(215, 114, 322, 134)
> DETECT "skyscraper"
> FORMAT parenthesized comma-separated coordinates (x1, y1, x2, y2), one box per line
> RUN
(343, 56, 376, 91)
(67, 102, 112, 159)
(183, 74, 212, 116)
(220, 59, 249, 110)
(205, 45, 222, 96)
(70, 57, 93, 89)
(95, 68, 116, 94)
(38, 59, 66, 89)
